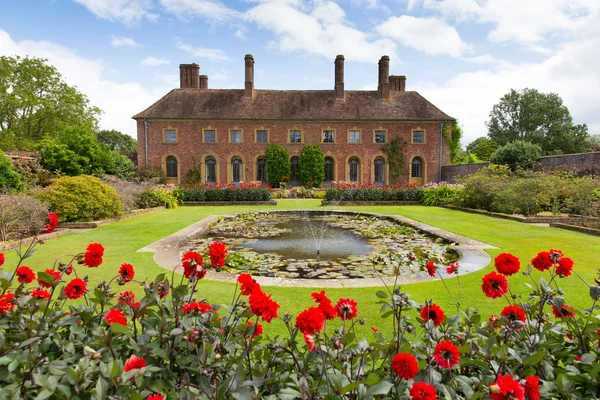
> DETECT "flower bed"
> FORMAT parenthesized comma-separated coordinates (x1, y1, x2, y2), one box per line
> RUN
(324, 182, 424, 202)
(177, 182, 273, 202)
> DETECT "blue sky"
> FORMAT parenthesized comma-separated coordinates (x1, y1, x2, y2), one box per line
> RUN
(1, 0, 599, 144)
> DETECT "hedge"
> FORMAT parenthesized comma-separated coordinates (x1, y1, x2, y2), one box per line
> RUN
(324, 183, 424, 202)
(177, 182, 272, 202)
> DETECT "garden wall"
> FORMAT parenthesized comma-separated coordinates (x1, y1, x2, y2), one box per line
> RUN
(321, 201, 420, 206)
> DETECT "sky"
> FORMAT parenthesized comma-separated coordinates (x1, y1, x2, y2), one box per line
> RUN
(1, 0, 599, 145)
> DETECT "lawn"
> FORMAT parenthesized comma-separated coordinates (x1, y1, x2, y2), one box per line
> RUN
(5, 200, 600, 337)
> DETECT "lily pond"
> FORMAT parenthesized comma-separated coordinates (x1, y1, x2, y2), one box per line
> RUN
(185, 212, 458, 279)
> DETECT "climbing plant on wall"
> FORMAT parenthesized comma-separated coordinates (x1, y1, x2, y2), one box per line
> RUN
(382, 137, 407, 179)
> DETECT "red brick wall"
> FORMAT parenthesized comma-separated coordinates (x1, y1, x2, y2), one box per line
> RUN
(136, 119, 451, 185)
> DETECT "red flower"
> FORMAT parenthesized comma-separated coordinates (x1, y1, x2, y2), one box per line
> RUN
(16, 266, 36, 283)
(556, 257, 573, 277)
(420, 303, 445, 327)
(45, 212, 59, 233)
(0, 292, 15, 313)
(501, 305, 527, 328)
(238, 274, 260, 296)
(433, 340, 460, 369)
(83, 243, 104, 268)
(391, 353, 419, 380)
(249, 290, 280, 323)
(531, 251, 552, 272)
(410, 382, 437, 400)
(64, 278, 88, 299)
(524, 376, 540, 400)
(303, 332, 316, 351)
(38, 268, 61, 288)
(64, 264, 73, 275)
(208, 241, 228, 268)
(481, 271, 509, 299)
(118, 290, 136, 307)
(295, 307, 325, 335)
(490, 374, 524, 400)
(118, 263, 135, 283)
(549, 249, 563, 262)
(574, 355, 582, 362)
(311, 290, 337, 320)
(0, 252, 4, 267)
(335, 298, 358, 320)
(154, 281, 169, 299)
(495, 253, 520, 276)
(147, 395, 165, 400)
(446, 263, 459, 275)
(105, 308, 127, 326)
(551, 304, 575, 319)
(182, 251, 206, 279)
(489, 315, 500, 329)
(183, 301, 212, 314)
(426, 261, 437, 277)
(371, 327, 378, 333)
(246, 321, 263, 338)
(123, 354, 147, 372)
(31, 289, 51, 299)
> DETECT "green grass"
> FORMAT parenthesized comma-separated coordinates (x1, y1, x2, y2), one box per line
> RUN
(5, 200, 600, 337)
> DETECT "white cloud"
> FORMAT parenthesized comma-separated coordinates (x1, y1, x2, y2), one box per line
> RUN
(72, 0, 159, 24)
(176, 40, 230, 61)
(378, 15, 472, 57)
(110, 35, 142, 48)
(158, 0, 240, 21)
(141, 56, 171, 66)
(234, 28, 245, 39)
(156, 73, 179, 86)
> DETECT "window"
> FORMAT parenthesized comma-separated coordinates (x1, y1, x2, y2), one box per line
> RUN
(374, 157, 385, 185)
(323, 130, 335, 143)
(256, 130, 268, 143)
(231, 157, 242, 183)
(205, 156, 216, 183)
(164, 129, 177, 143)
(165, 156, 178, 178)
(256, 157, 267, 182)
(289, 130, 302, 143)
(324, 157, 334, 182)
(290, 156, 300, 184)
(230, 130, 242, 143)
(203, 130, 216, 143)
(375, 130, 386, 143)
(348, 130, 361, 143)
(412, 130, 425, 144)
(348, 157, 360, 182)
(411, 157, 423, 178)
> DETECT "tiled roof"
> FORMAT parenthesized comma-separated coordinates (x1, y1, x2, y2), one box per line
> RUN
(133, 89, 454, 121)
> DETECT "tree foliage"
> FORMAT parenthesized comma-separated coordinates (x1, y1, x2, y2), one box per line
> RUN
(0, 151, 23, 192)
(486, 88, 589, 154)
(299, 145, 325, 187)
(0, 56, 100, 151)
(265, 144, 290, 187)
(443, 120, 463, 164)
(466, 137, 498, 161)
(98, 129, 137, 153)
(489, 140, 543, 171)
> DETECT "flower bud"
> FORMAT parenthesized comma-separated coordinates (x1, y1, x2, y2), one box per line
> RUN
(214, 353, 221, 361)
(490, 384, 501, 394)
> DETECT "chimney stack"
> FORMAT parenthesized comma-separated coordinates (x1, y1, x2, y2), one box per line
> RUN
(378, 56, 390, 100)
(200, 75, 208, 89)
(179, 63, 200, 89)
(334, 55, 345, 100)
(389, 75, 406, 92)
(244, 54, 254, 98)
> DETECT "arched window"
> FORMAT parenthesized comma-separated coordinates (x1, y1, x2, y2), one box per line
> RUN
(205, 156, 216, 183)
(290, 156, 300, 186)
(165, 156, 178, 178)
(324, 157, 334, 183)
(374, 157, 385, 185)
(231, 156, 242, 184)
(348, 157, 360, 182)
(256, 157, 267, 182)
(411, 157, 423, 178)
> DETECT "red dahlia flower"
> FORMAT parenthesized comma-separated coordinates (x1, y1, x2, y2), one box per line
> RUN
(551, 304, 576, 319)
(0, 252, 4, 267)
(118, 290, 136, 307)
(16, 266, 36, 283)
(481, 271, 509, 299)
(335, 298, 358, 320)
(105, 308, 127, 326)
(45, 212, 59, 233)
(531, 251, 552, 272)
(501, 305, 526, 328)
(182, 251, 205, 279)
(391, 352, 419, 380)
(0, 292, 15, 313)
(495, 253, 520, 276)
(490, 374, 524, 400)
(31, 289, 51, 300)
(311, 290, 337, 320)
(182, 301, 212, 314)
(446, 263, 459, 274)
(64, 278, 88, 299)
(83, 243, 104, 268)
(249, 290, 280, 323)
(123, 354, 147, 372)
(549, 249, 563, 262)
(118, 263, 135, 283)
(426, 261, 437, 277)
(489, 315, 500, 329)
(295, 307, 326, 335)
(38, 269, 61, 288)
(246, 321, 263, 338)
(64, 264, 73, 275)
(420, 303, 445, 327)
(524, 376, 540, 400)
(433, 340, 460, 369)
(410, 381, 437, 400)
(556, 257, 573, 277)
(147, 395, 165, 400)
(238, 273, 260, 296)
(303, 332, 317, 351)
(208, 241, 228, 268)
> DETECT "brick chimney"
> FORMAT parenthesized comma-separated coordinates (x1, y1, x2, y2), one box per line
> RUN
(334, 55, 345, 100)
(179, 63, 200, 89)
(244, 54, 254, 98)
(200, 75, 208, 89)
(378, 56, 390, 100)
(389, 75, 406, 92)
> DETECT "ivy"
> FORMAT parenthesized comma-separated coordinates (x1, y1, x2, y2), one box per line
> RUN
(443, 121, 463, 164)
(382, 137, 407, 179)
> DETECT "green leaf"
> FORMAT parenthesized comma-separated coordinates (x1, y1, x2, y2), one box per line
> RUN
(524, 351, 546, 366)
(341, 382, 358, 394)
(170, 328, 183, 336)
(94, 378, 108, 400)
(366, 379, 393, 395)
(110, 323, 129, 335)
(376, 290, 388, 299)
(581, 353, 596, 365)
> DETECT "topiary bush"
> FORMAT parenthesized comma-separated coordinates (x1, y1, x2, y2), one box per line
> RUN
(489, 140, 542, 171)
(299, 145, 325, 187)
(265, 144, 290, 188)
(0, 151, 23, 192)
(33, 175, 123, 222)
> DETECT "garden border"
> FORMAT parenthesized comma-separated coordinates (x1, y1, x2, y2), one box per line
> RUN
(184, 201, 277, 206)
(442, 205, 600, 225)
(550, 223, 600, 237)
(0, 230, 74, 252)
(58, 206, 164, 229)
(321, 201, 420, 206)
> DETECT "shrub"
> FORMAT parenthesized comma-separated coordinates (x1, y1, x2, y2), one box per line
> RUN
(265, 144, 290, 188)
(453, 165, 511, 211)
(179, 182, 272, 202)
(137, 187, 180, 209)
(136, 166, 167, 184)
(422, 182, 464, 206)
(183, 159, 202, 185)
(34, 175, 123, 222)
(489, 140, 542, 171)
(0, 194, 48, 241)
(299, 145, 324, 187)
(0, 151, 23, 192)
(101, 175, 154, 212)
(108, 152, 136, 180)
(9, 156, 55, 188)
(324, 182, 424, 202)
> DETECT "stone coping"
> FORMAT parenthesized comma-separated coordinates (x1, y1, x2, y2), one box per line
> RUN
(184, 201, 277, 206)
(59, 207, 164, 229)
(139, 210, 496, 288)
(443, 206, 600, 224)
(550, 222, 600, 237)
(321, 201, 420, 206)
(0, 229, 74, 252)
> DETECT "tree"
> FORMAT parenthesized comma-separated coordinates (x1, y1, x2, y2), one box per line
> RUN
(98, 129, 137, 153)
(489, 140, 542, 171)
(466, 137, 498, 161)
(265, 144, 290, 187)
(486, 88, 589, 155)
(0, 56, 101, 151)
(443, 120, 463, 164)
(0, 151, 23, 192)
(299, 145, 325, 187)
(588, 134, 600, 152)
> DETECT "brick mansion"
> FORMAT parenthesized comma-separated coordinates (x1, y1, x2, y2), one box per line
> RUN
(133, 55, 454, 186)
